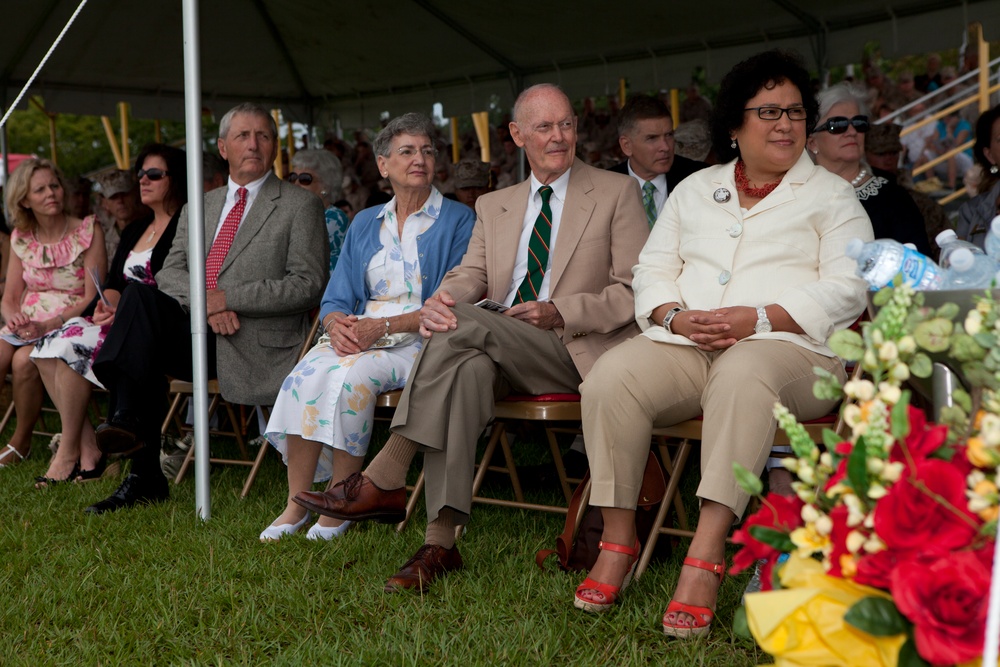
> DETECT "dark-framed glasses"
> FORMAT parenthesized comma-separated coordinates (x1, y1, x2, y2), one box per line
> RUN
(287, 172, 314, 185)
(396, 146, 437, 159)
(745, 106, 808, 121)
(136, 168, 168, 181)
(815, 115, 870, 134)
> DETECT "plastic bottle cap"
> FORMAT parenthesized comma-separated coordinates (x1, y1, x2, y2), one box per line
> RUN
(951, 248, 974, 270)
(845, 238, 864, 259)
(992, 215, 1000, 235)
(936, 229, 957, 244)
(903, 243, 917, 250)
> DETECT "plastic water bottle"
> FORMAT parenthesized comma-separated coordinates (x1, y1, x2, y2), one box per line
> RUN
(941, 248, 998, 289)
(936, 229, 985, 268)
(984, 215, 1000, 261)
(845, 238, 944, 290)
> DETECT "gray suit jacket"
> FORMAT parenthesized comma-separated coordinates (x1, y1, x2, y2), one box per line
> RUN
(156, 173, 329, 405)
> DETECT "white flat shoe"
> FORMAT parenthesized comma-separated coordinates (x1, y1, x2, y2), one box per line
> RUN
(259, 512, 311, 542)
(0, 444, 29, 468)
(306, 520, 353, 541)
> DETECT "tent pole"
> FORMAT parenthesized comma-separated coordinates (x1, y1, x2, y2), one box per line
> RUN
(182, 0, 210, 521)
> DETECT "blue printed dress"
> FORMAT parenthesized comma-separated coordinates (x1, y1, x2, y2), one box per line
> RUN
(265, 198, 433, 483)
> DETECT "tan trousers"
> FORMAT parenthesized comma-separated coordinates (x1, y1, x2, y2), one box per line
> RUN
(391, 303, 582, 523)
(581, 335, 844, 518)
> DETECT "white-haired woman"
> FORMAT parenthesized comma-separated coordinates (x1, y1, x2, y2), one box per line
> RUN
(807, 82, 932, 255)
(288, 149, 349, 272)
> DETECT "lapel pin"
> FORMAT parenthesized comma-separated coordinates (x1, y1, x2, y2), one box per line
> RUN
(713, 188, 731, 203)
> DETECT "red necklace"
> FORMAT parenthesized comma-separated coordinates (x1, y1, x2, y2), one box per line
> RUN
(734, 159, 782, 199)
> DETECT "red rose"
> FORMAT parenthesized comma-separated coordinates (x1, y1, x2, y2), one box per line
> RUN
(889, 406, 948, 470)
(730, 492, 803, 589)
(855, 544, 949, 590)
(874, 459, 980, 554)
(823, 505, 853, 579)
(891, 551, 990, 665)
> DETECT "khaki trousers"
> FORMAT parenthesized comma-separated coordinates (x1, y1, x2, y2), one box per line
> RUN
(581, 335, 844, 518)
(390, 303, 582, 523)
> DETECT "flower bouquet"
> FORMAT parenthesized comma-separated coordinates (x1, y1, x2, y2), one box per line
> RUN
(732, 283, 997, 667)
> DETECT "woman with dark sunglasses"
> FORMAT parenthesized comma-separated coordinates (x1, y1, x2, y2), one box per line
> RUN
(30, 144, 187, 485)
(808, 82, 933, 256)
(286, 149, 349, 274)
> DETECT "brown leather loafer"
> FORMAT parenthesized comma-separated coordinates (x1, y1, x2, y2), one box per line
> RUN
(293, 472, 405, 523)
(384, 543, 463, 593)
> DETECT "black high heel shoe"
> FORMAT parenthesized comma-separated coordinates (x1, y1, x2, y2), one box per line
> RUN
(35, 462, 82, 489)
(76, 453, 113, 482)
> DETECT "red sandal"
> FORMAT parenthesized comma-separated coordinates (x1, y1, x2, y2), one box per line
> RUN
(662, 556, 725, 638)
(573, 539, 641, 613)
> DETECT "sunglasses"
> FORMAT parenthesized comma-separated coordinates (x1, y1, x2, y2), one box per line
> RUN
(136, 168, 169, 181)
(815, 115, 870, 134)
(287, 172, 314, 185)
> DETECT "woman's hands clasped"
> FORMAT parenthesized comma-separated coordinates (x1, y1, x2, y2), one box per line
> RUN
(673, 306, 758, 351)
(329, 314, 387, 356)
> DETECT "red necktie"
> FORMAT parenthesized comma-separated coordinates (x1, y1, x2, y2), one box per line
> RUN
(205, 187, 247, 289)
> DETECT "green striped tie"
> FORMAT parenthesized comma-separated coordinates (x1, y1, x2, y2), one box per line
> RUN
(642, 180, 657, 228)
(515, 185, 554, 303)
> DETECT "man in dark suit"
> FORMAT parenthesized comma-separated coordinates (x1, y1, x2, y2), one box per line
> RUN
(609, 94, 707, 227)
(294, 84, 649, 592)
(86, 102, 329, 514)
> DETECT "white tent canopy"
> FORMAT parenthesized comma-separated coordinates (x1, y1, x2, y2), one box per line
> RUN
(2, 0, 998, 127)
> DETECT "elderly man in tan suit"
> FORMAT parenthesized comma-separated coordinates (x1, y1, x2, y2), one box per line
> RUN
(295, 84, 649, 591)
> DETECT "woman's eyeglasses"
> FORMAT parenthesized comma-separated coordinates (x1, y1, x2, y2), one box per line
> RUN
(815, 115, 870, 134)
(744, 106, 808, 121)
(287, 172, 314, 185)
(137, 168, 168, 181)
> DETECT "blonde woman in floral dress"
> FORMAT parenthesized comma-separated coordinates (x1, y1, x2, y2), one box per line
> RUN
(0, 158, 106, 469)
(261, 114, 474, 541)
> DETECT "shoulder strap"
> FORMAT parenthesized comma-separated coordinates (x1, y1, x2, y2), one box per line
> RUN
(536, 471, 590, 570)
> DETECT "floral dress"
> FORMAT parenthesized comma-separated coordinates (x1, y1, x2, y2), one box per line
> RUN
(266, 198, 434, 483)
(32, 247, 157, 387)
(326, 205, 350, 273)
(0, 216, 96, 341)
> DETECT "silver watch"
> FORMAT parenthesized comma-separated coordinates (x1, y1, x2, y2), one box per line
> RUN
(754, 306, 772, 334)
(662, 307, 684, 334)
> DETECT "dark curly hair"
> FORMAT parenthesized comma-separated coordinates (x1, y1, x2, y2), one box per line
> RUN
(972, 104, 1000, 195)
(133, 143, 189, 215)
(711, 49, 817, 163)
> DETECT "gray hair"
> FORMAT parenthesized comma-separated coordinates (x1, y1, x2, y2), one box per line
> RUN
(218, 102, 278, 141)
(372, 113, 436, 158)
(512, 83, 567, 124)
(291, 149, 344, 200)
(815, 82, 871, 130)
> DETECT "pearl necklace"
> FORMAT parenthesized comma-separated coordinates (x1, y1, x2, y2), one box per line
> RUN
(851, 168, 869, 187)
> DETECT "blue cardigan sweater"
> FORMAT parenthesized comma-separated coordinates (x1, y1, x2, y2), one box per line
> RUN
(319, 196, 475, 319)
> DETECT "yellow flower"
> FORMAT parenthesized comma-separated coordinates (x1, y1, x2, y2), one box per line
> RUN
(839, 553, 858, 579)
(790, 524, 829, 557)
(301, 404, 320, 437)
(967, 436, 999, 468)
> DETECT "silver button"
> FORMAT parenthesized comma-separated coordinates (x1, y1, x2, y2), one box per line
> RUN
(719, 270, 731, 285)
(729, 223, 743, 238)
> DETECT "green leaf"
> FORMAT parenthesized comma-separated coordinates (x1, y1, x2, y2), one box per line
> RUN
(846, 436, 869, 498)
(747, 525, 795, 552)
(732, 462, 763, 497)
(952, 387, 973, 413)
(844, 596, 909, 636)
(829, 329, 865, 361)
(951, 333, 988, 362)
(973, 332, 997, 348)
(890, 391, 911, 440)
(934, 302, 960, 321)
(908, 353, 932, 378)
(732, 606, 751, 638)
(897, 636, 930, 667)
(912, 318, 953, 353)
(822, 427, 844, 451)
(961, 362, 999, 390)
(871, 287, 893, 307)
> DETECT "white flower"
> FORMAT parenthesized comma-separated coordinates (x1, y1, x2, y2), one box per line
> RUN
(881, 462, 905, 483)
(845, 380, 876, 401)
(891, 362, 911, 382)
(814, 514, 833, 536)
(879, 341, 899, 362)
(801, 504, 820, 523)
(966, 309, 983, 335)
(866, 458, 885, 475)
(981, 414, 1000, 447)
(878, 383, 902, 405)
(782, 457, 800, 472)
(864, 349, 878, 369)
(846, 530, 866, 554)
(843, 494, 867, 527)
(863, 535, 886, 553)
(819, 452, 833, 468)
(897, 336, 917, 354)
(867, 482, 888, 500)
(872, 329, 885, 345)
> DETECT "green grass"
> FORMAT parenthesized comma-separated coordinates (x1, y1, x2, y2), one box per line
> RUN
(0, 421, 767, 666)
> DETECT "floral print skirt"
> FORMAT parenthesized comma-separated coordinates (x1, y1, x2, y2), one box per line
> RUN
(265, 338, 421, 483)
(31, 316, 109, 387)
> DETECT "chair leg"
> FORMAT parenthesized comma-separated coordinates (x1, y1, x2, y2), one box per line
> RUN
(546, 427, 574, 502)
(634, 437, 693, 581)
(498, 429, 524, 503)
(657, 436, 690, 532)
(397, 469, 425, 533)
(174, 442, 196, 484)
(240, 438, 271, 499)
(470, 423, 504, 501)
(0, 400, 15, 435)
(161, 392, 184, 436)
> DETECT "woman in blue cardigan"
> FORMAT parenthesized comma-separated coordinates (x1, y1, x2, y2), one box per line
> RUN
(261, 113, 475, 541)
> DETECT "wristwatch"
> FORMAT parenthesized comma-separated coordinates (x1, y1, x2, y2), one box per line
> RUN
(661, 307, 684, 334)
(754, 306, 772, 334)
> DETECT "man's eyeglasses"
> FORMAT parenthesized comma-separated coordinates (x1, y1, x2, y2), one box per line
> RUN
(744, 106, 808, 121)
(396, 147, 437, 159)
(137, 168, 168, 181)
(287, 172, 314, 185)
(814, 115, 870, 135)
